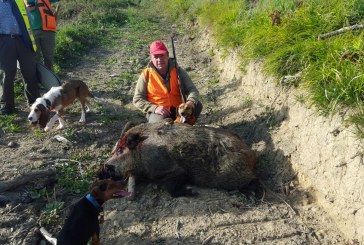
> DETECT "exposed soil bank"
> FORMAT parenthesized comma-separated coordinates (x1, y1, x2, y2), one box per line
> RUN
(199, 28, 364, 242)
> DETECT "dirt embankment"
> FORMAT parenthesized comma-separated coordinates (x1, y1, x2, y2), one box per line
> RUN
(0, 12, 360, 245)
(188, 25, 364, 243)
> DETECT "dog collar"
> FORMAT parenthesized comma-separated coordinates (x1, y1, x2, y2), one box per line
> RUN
(86, 194, 102, 212)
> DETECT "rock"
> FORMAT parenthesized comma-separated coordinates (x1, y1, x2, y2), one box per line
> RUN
(7, 141, 17, 148)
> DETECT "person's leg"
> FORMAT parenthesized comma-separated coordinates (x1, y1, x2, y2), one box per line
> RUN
(16, 38, 40, 105)
(40, 31, 56, 71)
(0, 71, 4, 104)
(0, 36, 18, 112)
(147, 113, 167, 123)
(33, 29, 42, 63)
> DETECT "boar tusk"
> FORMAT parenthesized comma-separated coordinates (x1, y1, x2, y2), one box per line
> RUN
(127, 174, 136, 199)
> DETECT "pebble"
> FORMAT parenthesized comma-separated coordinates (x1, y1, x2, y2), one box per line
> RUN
(37, 147, 48, 153)
(7, 141, 17, 148)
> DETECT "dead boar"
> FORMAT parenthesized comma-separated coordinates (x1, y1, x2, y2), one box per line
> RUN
(99, 122, 256, 197)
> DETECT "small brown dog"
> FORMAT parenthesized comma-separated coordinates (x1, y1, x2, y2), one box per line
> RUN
(174, 102, 196, 125)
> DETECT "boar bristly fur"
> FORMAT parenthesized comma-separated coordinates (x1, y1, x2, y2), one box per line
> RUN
(101, 122, 256, 197)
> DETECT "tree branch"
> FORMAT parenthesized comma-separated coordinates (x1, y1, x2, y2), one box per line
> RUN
(0, 169, 57, 193)
(318, 24, 364, 40)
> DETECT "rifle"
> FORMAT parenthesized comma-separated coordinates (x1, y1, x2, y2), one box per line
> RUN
(170, 32, 186, 103)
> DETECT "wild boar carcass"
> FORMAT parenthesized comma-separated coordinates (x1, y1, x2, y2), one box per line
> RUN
(100, 122, 256, 197)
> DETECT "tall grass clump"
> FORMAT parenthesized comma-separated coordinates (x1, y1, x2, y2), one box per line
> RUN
(157, 0, 364, 137)
(55, 0, 132, 69)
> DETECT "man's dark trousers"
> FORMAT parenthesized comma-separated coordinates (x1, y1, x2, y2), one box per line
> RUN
(0, 35, 39, 108)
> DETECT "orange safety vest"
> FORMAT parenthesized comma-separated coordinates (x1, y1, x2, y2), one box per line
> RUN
(144, 67, 182, 111)
(36, 0, 57, 32)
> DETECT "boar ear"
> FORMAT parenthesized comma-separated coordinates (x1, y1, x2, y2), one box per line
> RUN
(126, 133, 148, 149)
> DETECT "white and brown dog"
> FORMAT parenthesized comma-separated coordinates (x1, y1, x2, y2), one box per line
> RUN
(28, 79, 97, 131)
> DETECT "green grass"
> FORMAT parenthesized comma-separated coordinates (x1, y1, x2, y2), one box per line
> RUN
(54, 1, 364, 136)
(156, 0, 364, 137)
(55, 0, 133, 69)
(56, 160, 97, 194)
(0, 115, 21, 133)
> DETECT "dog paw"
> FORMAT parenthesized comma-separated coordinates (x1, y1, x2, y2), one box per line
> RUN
(44, 127, 50, 132)
(79, 119, 86, 123)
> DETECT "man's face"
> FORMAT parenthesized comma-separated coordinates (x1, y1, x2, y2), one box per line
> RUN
(151, 53, 169, 73)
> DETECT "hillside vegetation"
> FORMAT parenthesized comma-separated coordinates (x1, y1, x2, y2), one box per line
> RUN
(0, 1, 358, 244)
(51, 0, 364, 138)
(154, 0, 364, 137)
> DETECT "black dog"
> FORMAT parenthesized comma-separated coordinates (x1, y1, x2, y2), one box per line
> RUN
(57, 179, 131, 245)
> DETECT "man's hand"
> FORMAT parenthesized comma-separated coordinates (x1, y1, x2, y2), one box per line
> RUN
(155, 106, 171, 117)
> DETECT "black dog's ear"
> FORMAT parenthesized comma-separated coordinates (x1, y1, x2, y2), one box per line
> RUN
(37, 104, 49, 128)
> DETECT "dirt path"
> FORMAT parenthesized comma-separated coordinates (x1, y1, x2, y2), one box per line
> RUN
(0, 7, 347, 245)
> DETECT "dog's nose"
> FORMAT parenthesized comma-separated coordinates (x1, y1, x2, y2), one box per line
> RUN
(28, 117, 32, 121)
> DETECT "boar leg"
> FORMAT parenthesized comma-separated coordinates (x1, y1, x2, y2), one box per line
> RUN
(157, 168, 197, 197)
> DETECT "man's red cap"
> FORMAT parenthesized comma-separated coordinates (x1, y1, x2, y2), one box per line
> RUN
(150, 40, 169, 55)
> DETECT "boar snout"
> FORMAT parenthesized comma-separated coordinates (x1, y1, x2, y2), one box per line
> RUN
(97, 164, 118, 180)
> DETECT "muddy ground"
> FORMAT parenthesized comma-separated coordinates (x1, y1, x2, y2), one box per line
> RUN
(0, 11, 352, 245)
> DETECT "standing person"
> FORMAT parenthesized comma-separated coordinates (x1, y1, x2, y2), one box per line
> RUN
(0, 0, 40, 115)
(25, 0, 59, 71)
(133, 40, 203, 123)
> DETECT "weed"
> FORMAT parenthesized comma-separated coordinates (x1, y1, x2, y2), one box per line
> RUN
(14, 81, 26, 101)
(241, 97, 253, 106)
(39, 209, 62, 227)
(346, 103, 364, 139)
(119, 72, 135, 81)
(55, 24, 105, 68)
(56, 160, 97, 194)
(106, 56, 118, 65)
(38, 188, 64, 227)
(295, 94, 306, 104)
(108, 78, 122, 88)
(0, 115, 21, 133)
(157, 0, 364, 137)
(209, 78, 219, 85)
(32, 128, 46, 138)
(208, 49, 215, 57)
(30, 187, 47, 200)
(264, 107, 279, 129)
(100, 113, 125, 125)
(63, 128, 75, 141)
(69, 151, 95, 162)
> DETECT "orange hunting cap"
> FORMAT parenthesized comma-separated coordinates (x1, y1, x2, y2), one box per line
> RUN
(150, 40, 169, 55)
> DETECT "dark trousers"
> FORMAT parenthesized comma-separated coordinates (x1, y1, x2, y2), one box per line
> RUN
(0, 35, 40, 108)
(33, 29, 56, 71)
